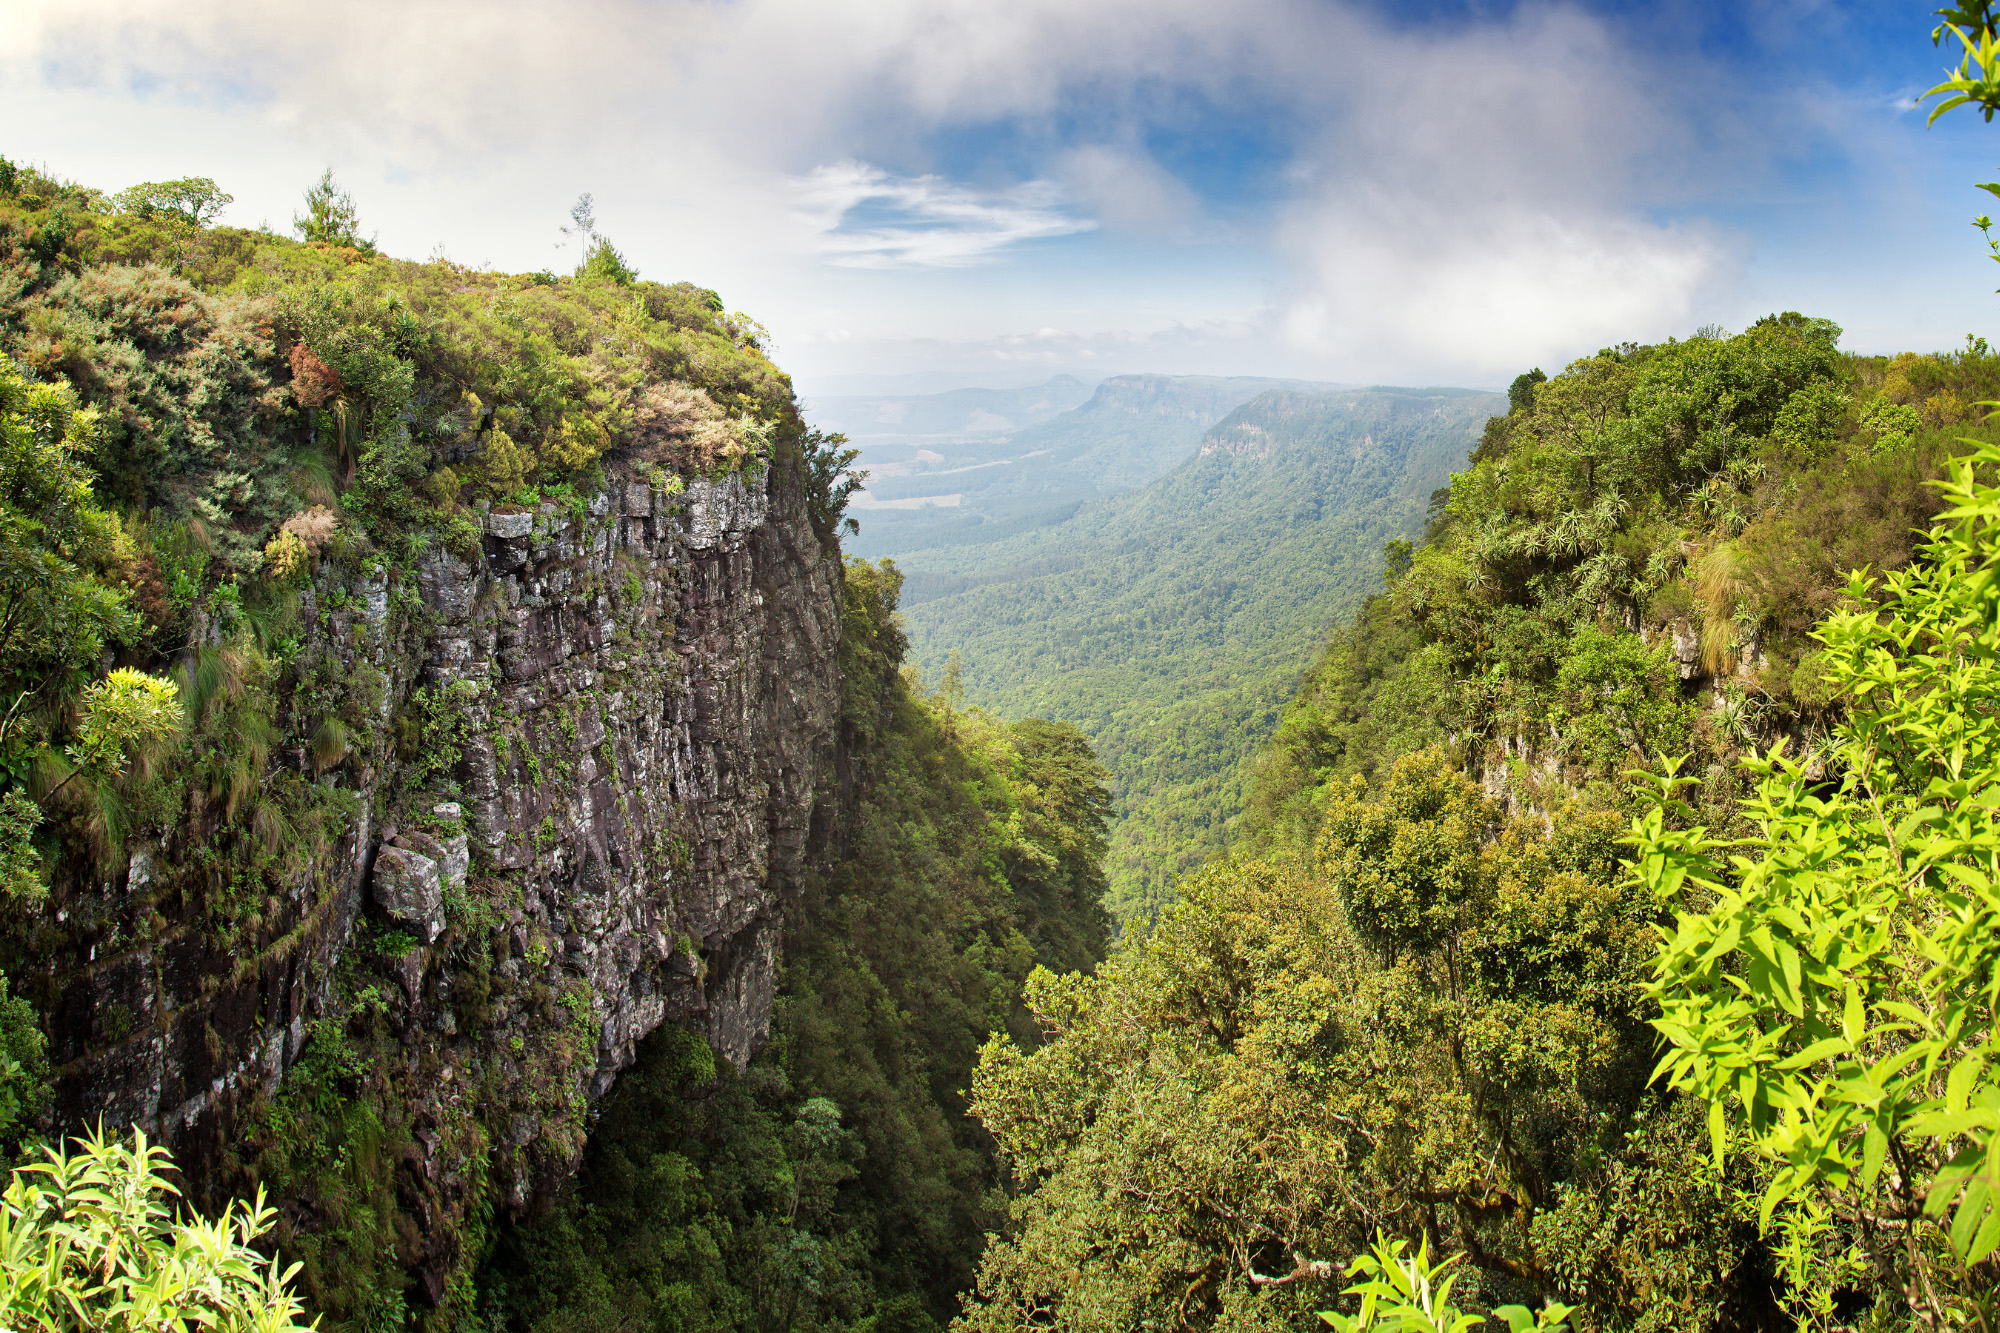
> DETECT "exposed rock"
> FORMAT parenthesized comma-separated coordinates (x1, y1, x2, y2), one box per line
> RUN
(372, 847, 446, 943)
(1670, 619, 1701, 679)
(38, 454, 843, 1300)
(399, 826, 468, 896)
(486, 510, 535, 539)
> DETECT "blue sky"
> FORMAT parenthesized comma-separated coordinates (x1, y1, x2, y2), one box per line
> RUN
(4, 0, 1998, 393)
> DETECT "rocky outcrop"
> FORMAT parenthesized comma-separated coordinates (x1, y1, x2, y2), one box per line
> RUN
(33, 457, 841, 1295)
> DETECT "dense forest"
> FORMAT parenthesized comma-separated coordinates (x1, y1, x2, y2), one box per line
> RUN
(491, 559, 1112, 1333)
(10, 4, 2000, 1330)
(957, 311, 2000, 1328)
(897, 386, 1500, 921)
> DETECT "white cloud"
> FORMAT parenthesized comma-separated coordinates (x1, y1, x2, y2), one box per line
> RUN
(1055, 145, 1203, 238)
(1280, 201, 1734, 383)
(794, 163, 1093, 268)
(1267, 5, 1739, 383)
(3, 0, 1980, 385)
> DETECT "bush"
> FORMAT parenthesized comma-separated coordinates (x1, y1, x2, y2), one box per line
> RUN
(0, 1125, 315, 1333)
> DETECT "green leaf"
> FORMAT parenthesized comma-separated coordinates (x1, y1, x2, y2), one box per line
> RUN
(1777, 1036, 1853, 1070)
(1952, 1179, 1993, 1258)
(1778, 940, 1803, 1016)
(1948, 1054, 1988, 1114)
(1969, 1198, 2000, 1265)
(1861, 1120, 1889, 1190)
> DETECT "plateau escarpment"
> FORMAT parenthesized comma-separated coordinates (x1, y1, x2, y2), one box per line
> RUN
(33, 459, 839, 1306)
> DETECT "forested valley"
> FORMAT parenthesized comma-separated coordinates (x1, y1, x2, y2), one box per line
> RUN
(8, 7, 2000, 1332)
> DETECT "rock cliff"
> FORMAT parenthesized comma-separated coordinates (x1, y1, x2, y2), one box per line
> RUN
(32, 457, 841, 1301)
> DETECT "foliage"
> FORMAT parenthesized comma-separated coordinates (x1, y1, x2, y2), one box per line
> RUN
(958, 743, 1757, 1329)
(1634, 438, 2000, 1321)
(498, 560, 1112, 1331)
(294, 169, 374, 253)
(0, 1125, 315, 1333)
(0, 972, 48, 1148)
(0, 360, 134, 690)
(896, 387, 1500, 922)
(64, 668, 181, 780)
(111, 178, 233, 272)
(1320, 1235, 1571, 1333)
(803, 427, 863, 544)
(0, 357, 184, 891)
(112, 177, 234, 230)
(575, 238, 636, 286)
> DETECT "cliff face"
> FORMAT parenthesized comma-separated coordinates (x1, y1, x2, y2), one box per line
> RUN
(36, 459, 840, 1300)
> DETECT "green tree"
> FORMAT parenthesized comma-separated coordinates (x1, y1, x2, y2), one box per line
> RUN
(576, 236, 637, 285)
(1633, 439, 2000, 1321)
(0, 1127, 314, 1332)
(111, 176, 232, 229)
(962, 750, 1726, 1328)
(293, 168, 374, 253)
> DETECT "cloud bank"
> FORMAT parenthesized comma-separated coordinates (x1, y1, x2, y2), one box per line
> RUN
(0, 0, 1951, 385)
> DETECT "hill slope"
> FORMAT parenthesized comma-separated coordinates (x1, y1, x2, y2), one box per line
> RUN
(842, 373, 1347, 558)
(805, 374, 1094, 439)
(897, 385, 1502, 917)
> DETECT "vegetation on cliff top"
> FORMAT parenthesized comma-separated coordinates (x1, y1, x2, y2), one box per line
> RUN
(0, 154, 859, 1330)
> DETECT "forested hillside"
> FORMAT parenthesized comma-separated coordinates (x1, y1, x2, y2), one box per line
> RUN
(491, 560, 1111, 1332)
(842, 374, 1344, 559)
(899, 386, 1500, 919)
(962, 314, 2000, 1327)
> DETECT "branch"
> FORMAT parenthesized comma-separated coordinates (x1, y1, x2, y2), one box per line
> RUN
(1246, 1256, 1340, 1287)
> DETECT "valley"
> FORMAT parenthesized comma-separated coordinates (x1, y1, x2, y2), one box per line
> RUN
(10, 6, 2000, 1325)
(851, 381, 1500, 919)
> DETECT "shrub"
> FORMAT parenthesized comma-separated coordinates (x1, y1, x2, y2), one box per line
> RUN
(0, 1125, 315, 1333)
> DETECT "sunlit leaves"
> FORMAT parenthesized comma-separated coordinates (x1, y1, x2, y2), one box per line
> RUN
(1319, 1233, 1572, 1333)
(0, 1125, 315, 1333)
(1637, 438, 2000, 1304)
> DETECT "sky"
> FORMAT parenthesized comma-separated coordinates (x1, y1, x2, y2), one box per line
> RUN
(3, 0, 1999, 395)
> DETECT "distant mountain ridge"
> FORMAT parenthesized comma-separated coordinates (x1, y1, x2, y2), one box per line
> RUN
(806, 375, 1094, 439)
(894, 384, 1504, 917)
(838, 372, 1350, 557)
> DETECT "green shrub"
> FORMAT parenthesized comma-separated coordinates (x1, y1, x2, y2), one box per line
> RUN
(0, 1126, 315, 1333)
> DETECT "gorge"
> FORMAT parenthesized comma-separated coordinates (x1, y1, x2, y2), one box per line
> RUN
(9, 43, 2000, 1325)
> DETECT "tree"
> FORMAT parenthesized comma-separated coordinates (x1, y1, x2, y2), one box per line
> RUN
(1507, 369, 1546, 415)
(575, 236, 637, 285)
(961, 751, 1714, 1328)
(1925, 4, 2000, 125)
(1625, 12, 2000, 1324)
(0, 362, 179, 900)
(1633, 439, 2000, 1322)
(0, 1126, 316, 1333)
(293, 168, 374, 253)
(110, 177, 232, 229)
(560, 192, 596, 270)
